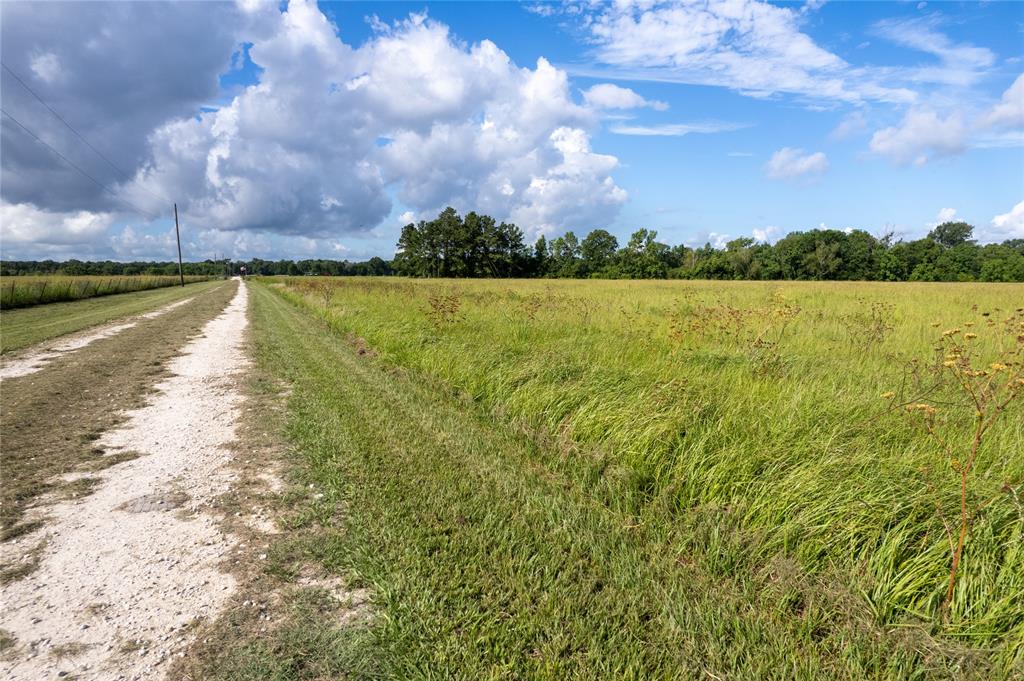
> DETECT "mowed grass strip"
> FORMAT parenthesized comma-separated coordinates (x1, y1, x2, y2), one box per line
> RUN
(0, 278, 224, 354)
(216, 282, 994, 680)
(271, 277, 1023, 671)
(0, 281, 236, 546)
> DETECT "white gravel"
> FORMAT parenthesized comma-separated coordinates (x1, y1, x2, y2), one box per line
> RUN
(0, 297, 195, 380)
(0, 281, 249, 680)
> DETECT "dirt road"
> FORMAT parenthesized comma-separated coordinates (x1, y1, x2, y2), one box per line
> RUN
(1, 281, 249, 680)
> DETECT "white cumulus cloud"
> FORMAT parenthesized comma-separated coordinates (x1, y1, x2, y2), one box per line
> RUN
(0, 201, 114, 246)
(764, 147, 828, 180)
(980, 74, 1024, 130)
(988, 200, 1024, 240)
(122, 4, 626, 240)
(752, 225, 779, 242)
(869, 109, 967, 165)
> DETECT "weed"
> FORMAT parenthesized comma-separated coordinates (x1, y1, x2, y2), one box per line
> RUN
(889, 310, 1024, 617)
(841, 299, 896, 350)
(50, 642, 91, 660)
(425, 292, 463, 328)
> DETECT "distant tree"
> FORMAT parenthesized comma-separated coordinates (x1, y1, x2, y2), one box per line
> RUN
(394, 222, 426, 276)
(691, 245, 732, 279)
(548, 231, 582, 278)
(839, 230, 882, 280)
(979, 244, 1024, 282)
(532, 235, 549, 276)
(804, 240, 842, 280)
(928, 221, 975, 249)
(619, 229, 669, 278)
(580, 229, 619, 276)
(726, 238, 755, 279)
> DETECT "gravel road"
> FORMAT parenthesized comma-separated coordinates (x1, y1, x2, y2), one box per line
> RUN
(0, 281, 249, 680)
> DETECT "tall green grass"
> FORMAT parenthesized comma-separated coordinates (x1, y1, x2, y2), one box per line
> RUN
(0, 275, 211, 309)
(273, 277, 1024, 668)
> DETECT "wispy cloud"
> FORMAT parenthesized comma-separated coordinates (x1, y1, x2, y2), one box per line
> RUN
(872, 16, 995, 87)
(577, 0, 916, 106)
(609, 121, 750, 137)
(831, 111, 868, 140)
(583, 83, 668, 111)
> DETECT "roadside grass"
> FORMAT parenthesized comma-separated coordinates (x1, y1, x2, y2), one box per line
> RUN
(213, 282, 1003, 679)
(0, 274, 211, 309)
(0, 278, 223, 354)
(0, 281, 236, 545)
(268, 276, 1023, 672)
(173, 292, 376, 681)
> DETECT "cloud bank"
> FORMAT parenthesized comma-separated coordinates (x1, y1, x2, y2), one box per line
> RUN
(1, 0, 629, 256)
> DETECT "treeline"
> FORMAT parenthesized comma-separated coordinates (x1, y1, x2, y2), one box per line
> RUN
(0, 257, 393, 278)
(395, 208, 1024, 282)
(3, 210, 1022, 282)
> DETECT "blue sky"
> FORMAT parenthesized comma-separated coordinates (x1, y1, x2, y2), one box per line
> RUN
(1, 0, 1022, 261)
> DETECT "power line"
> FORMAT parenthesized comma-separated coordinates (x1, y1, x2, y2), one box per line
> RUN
(1, 108, 162, 221)
(1, 61, 172, 206)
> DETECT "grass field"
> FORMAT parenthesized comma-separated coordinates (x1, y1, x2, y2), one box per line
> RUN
(0, 274, 211, 309)
(247, 277, 1022, 677)
(0, 279, 223, 354)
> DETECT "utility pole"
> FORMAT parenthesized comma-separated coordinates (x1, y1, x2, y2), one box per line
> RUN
(173, 202, 184, 287)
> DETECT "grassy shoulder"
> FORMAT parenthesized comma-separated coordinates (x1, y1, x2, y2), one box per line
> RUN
(268, 277, 1023, 664)
(204, 281, 999, 680)
(0, 281, 236, 550)
(0, 278, 224, 354)
(172, 288, 376, 681)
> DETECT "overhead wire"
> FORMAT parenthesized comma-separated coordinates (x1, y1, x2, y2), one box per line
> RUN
(1, 107, 162, 222)
(1, 61, 173, 207)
